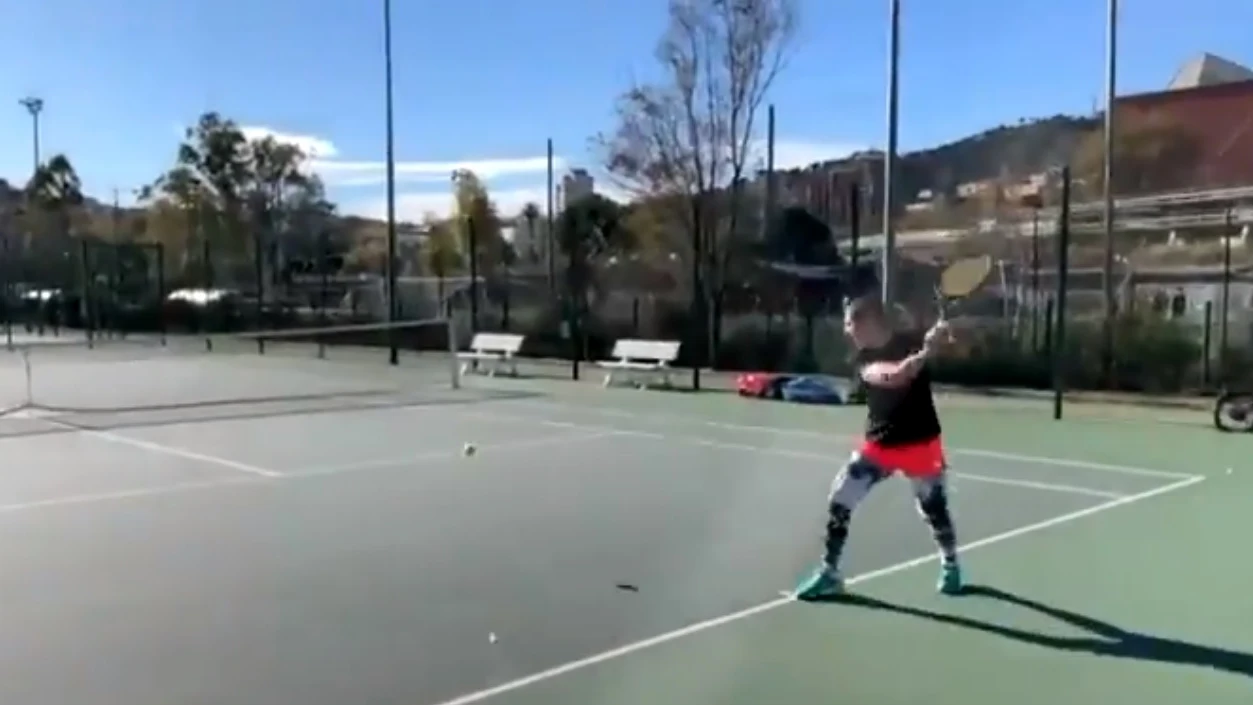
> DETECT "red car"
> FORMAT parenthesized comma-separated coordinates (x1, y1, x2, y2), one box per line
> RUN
(736, 372, 789, 399)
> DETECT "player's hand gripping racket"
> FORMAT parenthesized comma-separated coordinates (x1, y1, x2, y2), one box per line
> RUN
(929, 255, 994, 343)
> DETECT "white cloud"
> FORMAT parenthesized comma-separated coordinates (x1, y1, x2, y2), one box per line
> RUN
(346, 186, 553, 223)
(750, 139, 870, 171)
(226, 126, 861, 222)
(240, 126, 339, 159)
(238, 125, 564, 188)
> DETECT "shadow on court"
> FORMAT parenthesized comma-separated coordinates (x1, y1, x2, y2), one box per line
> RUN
(815, 585, 1253, 680)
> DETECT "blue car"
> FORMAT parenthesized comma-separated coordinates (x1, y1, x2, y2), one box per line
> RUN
(780, 375, 855, 405)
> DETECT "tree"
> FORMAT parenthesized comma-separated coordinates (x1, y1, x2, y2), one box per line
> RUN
(451, 169, 507, 279)
(1072, 114, 1202, 198)
(420, 213, 462, 309)
(556, 193, 628, 349)
(24, 154, 84, 239)
(520, 202, 542, 263)
(600, 0, 797, 381)
(146, 112, 327, 284)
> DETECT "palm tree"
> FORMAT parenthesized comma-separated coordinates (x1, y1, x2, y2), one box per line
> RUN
(25, 154, 84, 238)
(521, 202, 541, 263)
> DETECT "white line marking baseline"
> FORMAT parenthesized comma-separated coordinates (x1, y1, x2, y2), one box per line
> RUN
(430, 473, 1207, 705)
(504, 399, 1195, 480)
(632, 433, 1129, 499)
(443, 406, 1136, 499)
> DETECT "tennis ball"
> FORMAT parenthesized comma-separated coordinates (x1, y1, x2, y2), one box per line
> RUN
(463, 443, 477, 457)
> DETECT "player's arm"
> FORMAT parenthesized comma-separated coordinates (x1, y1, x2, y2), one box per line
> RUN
(859, 324, 947, 388)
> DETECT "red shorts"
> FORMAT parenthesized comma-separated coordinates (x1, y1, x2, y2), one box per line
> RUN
(858, 436, 946, 478)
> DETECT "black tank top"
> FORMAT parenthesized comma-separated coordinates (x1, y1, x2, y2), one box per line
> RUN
(856, 333, 942, 446)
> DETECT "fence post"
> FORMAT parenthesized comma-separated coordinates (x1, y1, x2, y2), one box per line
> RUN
(1051, 166, 1072, 421)
(1202, 300, 1213, 387)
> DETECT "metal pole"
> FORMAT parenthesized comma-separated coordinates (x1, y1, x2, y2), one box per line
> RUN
(690, 195, 703, 390)
(546, 139, 556, 293)
(1052, 167, 1072, 421)
(468, 214, 479, 333)
(1100, 0, 1118, 385)
(848, 181, 861, 292)
(880, 0, 901, 307)
(1219, 208, 1233, 381)
(155, 243, 166, 345)
(1, 236, 10, 349)
(765, 105, 776, 232)
(78, 239, 94, 349)
(19, 97, 43, 173)
(1030, 207, 1041, 351)
(383, 0, 400, 365)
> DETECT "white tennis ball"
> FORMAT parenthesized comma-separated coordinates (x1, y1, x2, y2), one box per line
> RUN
(463, 443, 477, 457)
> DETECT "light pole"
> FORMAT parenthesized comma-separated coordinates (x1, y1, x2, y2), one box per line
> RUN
(18, 96, 43, 175)
(1100, 0, 1118, 384)
(881, 0, 901, 308)
(382, 0, 399, 364)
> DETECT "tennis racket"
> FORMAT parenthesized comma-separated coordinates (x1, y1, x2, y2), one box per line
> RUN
(934, 255, 994, 322)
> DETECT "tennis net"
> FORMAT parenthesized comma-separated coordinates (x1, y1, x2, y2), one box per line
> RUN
(0, 318, 493, 429)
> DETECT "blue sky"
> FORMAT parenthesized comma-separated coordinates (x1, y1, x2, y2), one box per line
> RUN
(3, 0, 1250, 222)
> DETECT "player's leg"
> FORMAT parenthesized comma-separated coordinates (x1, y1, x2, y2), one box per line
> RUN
(795, 453, 890, 600)
(910, 472, 964, 594)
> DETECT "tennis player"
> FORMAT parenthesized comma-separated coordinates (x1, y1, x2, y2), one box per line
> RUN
(795, 296, 963, 600)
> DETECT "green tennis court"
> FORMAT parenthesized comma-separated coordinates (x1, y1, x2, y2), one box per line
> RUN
(426, 377, 1250, 705)
(0, 337, 1245, 705)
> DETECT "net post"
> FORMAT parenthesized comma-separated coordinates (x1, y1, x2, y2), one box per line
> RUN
(446, 316, 460, 390)
(21, 347, 32, 408)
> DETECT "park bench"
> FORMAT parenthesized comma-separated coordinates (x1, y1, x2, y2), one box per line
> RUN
(596, 338, 682, 389)
(457, 332, 525, 377)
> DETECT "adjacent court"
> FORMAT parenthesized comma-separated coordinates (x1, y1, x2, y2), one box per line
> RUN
(0, 340, 1246, 705)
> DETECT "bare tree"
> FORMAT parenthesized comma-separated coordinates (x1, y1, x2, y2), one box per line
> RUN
(600, 0, 796, 384)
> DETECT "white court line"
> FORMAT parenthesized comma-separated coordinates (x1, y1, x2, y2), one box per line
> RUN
(430, 472, 1207, 705)
(0, 477, 263, 514)
(291, 431, 626, 478)
(43, 419, 284, 479)
(948, 471, 1125, 499)
(506, 399, 1195, 481)
(439, 407, 1129, 500)
(625, 432, 1129, 500)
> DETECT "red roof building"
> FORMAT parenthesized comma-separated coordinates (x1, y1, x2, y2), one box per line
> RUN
(1117, 54, 1253, 189)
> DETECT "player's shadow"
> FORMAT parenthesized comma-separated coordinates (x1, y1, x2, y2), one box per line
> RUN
(835, 585, 1253, 679)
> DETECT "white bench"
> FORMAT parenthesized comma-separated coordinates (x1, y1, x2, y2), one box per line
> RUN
(457, 332, 525, 377)
(596, 339, 682, 389)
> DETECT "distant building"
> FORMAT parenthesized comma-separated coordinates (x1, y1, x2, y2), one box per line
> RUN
(1117, 53, 1253, 189)
(561, 169, 595, 205)
(752, 152, 884, 235)
(511, 214, 550, 265)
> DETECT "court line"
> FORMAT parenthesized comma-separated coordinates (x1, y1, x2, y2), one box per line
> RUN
(453, 408, 1131, 500)
(0, 477, 263, 514)
(44, 420, 284, 479)
(430, 472, 1207, 705)
(630, 433, 1130, 500)
(290, 430, 627, 478)
(948, 471, 1125, 499)
(505, 400, 1195, 480)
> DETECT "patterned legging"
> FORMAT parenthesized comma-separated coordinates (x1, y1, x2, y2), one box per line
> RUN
(823, 452, 958, 570)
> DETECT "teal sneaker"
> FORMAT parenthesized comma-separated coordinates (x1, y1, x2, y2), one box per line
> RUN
(795, 566, 845, 601)
(937, 562, 964, 595)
